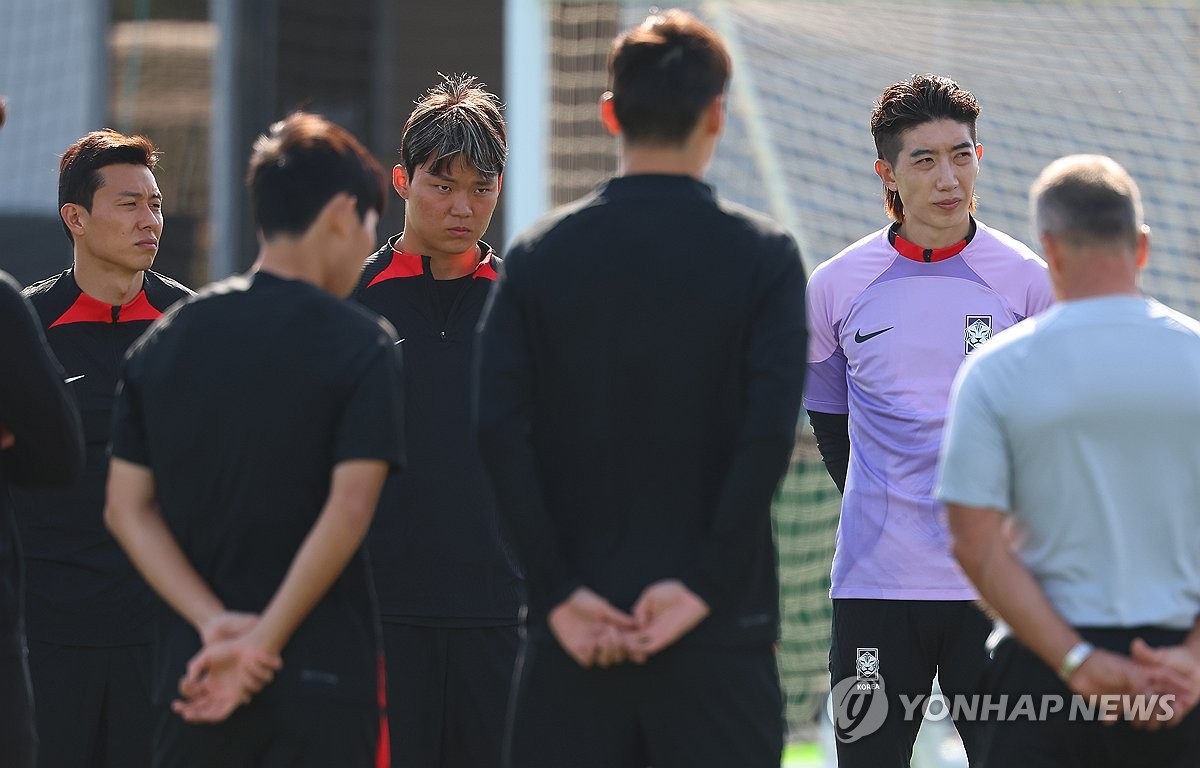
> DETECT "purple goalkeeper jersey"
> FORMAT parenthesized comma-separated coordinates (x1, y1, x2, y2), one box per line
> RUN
(806, 220, 1053, 600)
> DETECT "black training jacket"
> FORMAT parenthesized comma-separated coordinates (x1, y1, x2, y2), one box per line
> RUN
(355, 237, 522, 624)
(12, 269, 191, 646)
(476, 174, 808, 648)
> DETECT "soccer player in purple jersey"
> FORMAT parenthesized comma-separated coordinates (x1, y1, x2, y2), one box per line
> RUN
(804, 74, 1054, 767)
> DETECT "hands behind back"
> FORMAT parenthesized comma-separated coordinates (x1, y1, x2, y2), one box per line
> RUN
(549, 580, 710, 669)
(172, 611, 282, 724)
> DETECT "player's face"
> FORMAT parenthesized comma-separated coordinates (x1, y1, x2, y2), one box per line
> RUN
(395, 156, 501, 260)
(876, 118, 981, 247)
(69, 163, 163, 275)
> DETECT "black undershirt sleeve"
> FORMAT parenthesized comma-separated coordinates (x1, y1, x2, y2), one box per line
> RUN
(807, 410, 849, 494)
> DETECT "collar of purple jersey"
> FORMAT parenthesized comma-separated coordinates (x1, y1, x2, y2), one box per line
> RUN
(888, 217, 977, 263)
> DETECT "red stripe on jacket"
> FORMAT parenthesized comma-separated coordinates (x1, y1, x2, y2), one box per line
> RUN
(49, 290, 163, 327)
(366, 248, 499, 288)
(365, 251, 424, 289)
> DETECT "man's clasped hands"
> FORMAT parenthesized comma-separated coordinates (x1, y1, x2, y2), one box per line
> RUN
(166, 577, 711, 723)
(547, 579, 711, 668)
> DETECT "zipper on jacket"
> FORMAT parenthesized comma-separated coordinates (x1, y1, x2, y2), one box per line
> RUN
(441, 284, 471, 342)
(423, 251, 486, 343)
(434, 270, 475, 342)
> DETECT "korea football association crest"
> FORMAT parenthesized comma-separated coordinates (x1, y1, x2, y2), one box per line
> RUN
(856, 647, 880, 684)
(964, 315, 993, 354)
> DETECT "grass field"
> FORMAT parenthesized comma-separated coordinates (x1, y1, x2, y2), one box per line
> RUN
(783, 709, 972, 768)
(782, 742, 824, 767)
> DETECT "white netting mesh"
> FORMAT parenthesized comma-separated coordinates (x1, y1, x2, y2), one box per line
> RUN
(708, 1, 1200, 313)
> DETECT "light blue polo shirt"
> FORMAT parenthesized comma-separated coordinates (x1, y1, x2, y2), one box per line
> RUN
(937, 295, 1200, 629)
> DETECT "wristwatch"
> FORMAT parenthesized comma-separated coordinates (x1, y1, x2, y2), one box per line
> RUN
(1058, 641, 1094, 680)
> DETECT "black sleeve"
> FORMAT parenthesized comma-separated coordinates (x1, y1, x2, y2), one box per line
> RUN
(807, 410, 849, 494)
(110, 350, 150, 468)
(333, 326, 405, 472)
(0, 272, 84, 488)
(475, 253, 582, 612)
(684, 232, 808, 611)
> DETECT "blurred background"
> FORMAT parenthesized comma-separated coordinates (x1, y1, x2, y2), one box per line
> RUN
(0, 0, 506, 287)
(3, 0, 1198, 758)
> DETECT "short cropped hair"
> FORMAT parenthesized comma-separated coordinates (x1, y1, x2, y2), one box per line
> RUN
(871, 74, 980, 223)
(1031, 154, 1143, 249)
(247, 111, 387, 239)
(607, 8, 731, 146)
(400, 73, 507, 180)
(58, 129, 160, 242)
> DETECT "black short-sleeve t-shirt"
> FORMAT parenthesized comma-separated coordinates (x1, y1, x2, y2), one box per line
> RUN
(111, 271, 404, 706)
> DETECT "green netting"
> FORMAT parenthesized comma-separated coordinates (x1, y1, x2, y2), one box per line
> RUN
(774, 433, 839, 737)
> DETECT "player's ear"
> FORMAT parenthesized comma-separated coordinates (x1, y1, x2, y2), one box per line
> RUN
(599, 92, 621, 137)
(975, 143, 984, 162)
(703, 95, 724, 136)
(61, 203, 87, 238)
(1135, 224, 1150, 270)
(392, 165, 410, 200)
(315, 192, 357, 238)
(874, 159, 897, 191)
(1040, 232, 1065, 286)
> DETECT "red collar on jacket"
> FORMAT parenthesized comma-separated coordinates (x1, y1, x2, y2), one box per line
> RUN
(50, 285, 161, 327)
(365, 245, 498, 289)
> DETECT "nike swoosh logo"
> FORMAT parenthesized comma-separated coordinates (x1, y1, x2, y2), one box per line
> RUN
(64, 374, 86, 384)
(854, 327, 894, 343)
(394, 339, 405, 345)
